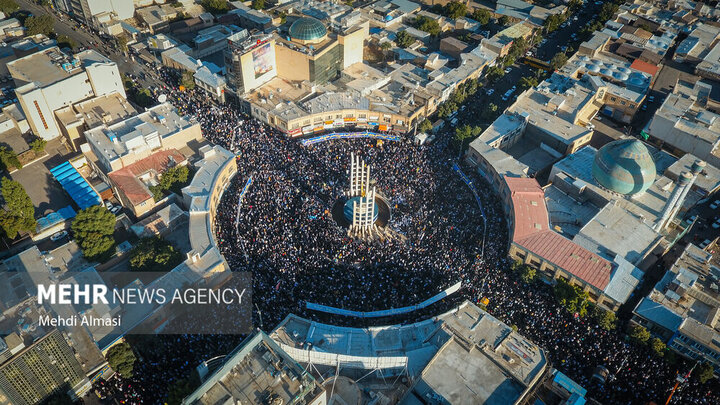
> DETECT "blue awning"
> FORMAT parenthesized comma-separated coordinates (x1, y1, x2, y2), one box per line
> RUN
(50, 162, 102, 210)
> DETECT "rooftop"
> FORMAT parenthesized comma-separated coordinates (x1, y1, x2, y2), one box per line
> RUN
(108, 149, 187, 205)
(72, 92, 137, 129)
(505, 177, 549, 241)
(182, 332, 325, 405)
(7, 47, 86, 86)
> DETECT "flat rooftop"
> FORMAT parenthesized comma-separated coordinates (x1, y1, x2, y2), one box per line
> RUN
(73, 92, 137, 129)
(7, 47, 84, 86)
(183, 332, 324, 405)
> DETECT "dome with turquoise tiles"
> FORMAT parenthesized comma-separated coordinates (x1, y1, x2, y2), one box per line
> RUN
(592, 139, 656, 195)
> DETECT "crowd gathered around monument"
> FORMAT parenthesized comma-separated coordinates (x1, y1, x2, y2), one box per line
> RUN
(96, 69, 720, 405)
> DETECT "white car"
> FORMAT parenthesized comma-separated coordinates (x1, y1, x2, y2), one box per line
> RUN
(525, 51, 533, 57)
(50, 231, 68, 242)
(710, 200, 720, 209)
(104, 200, 113, 209)
(110, 205, 122, 215)
(504, 67, 512, 74)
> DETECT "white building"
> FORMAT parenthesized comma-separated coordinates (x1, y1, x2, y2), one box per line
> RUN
(7, 48, 125, 140)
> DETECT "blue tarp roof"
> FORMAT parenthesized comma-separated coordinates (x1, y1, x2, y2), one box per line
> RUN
(36, 205, 76, 232)
(50, 162, 102, 210)
(553, 371, 587, 397)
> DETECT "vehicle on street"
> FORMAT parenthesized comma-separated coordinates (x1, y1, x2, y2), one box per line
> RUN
(110, 205, 122, 215)
(710, 200, 720, 209)
(712, 220, 720, 229)
(700, 239, 712, 249)
(648, 95, 655, 103)
(104, 200, 113, 209)
(504, 67, 512, 74)
(50, 231, 68, 242)
(685, 215, 697, 224)
(486, 88, 495, 95)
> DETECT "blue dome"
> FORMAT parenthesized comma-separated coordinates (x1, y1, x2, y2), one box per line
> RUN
(289, 17, 327, 43)
(592, 139, 656, 195)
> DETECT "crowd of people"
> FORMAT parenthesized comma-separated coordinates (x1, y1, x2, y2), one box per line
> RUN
(90, 69, 719, 405)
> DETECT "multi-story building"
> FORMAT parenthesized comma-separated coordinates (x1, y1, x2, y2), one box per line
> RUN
(644, 80, 720, 167)
(66, 0, 134, 30)
(7, 47, 125, 140)
(0, 330, 89, 404)
(632, 243, 720, 373)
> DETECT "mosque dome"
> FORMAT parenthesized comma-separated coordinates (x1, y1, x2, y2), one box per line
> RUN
(592, 139, 656, 195)
(289, 17, 328, 44)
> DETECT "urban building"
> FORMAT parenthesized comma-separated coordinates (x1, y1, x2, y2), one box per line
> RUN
(82, 102, 202, 173)
(191, 25, 246, 59)
(267, 301, 547, 405)
(222, 2, 273, 31)
(193, 66, 227, 103)
(182, 332, 327, 405)
(66, 0, 134, 30)
(0, 330, 89, 404)
(644, 80, 720, 167)
(7, 48, 125, 140)
(674, 23, 720, 64)
(632, 243, 720, 373)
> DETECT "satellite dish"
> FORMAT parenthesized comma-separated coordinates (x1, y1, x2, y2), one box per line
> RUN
(158, 94, 167, 103)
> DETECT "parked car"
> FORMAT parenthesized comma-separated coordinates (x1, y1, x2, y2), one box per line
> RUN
(648, 95, 655, 103)
(104, 200, 113, 209)
(486, 88, 495, 96)
(699, 239, 712, 249)
(50, 231, 68, 242)
(525, 51, 533, 57)
(710, 200, 720, 209)
(110, 205, 122, 215)
(712, 220, 720, 229)
(685, 215, 697, 224)
(504, 67, 512, 74)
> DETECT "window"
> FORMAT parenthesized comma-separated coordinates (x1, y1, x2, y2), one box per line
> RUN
(610, 97, 617, 102)
(620, 100, 626, 105)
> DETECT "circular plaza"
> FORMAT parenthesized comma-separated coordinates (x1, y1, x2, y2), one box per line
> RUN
(214, 133, 510, 326)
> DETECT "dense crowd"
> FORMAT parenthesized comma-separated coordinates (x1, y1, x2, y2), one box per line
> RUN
(92, 68, 719, 405)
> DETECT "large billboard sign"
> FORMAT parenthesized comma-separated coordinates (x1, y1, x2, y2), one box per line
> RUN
(252, 42, 275, 78)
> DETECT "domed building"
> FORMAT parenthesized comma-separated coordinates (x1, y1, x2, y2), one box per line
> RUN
(592, 138, 656, 195)
(289, 17, 328, 45)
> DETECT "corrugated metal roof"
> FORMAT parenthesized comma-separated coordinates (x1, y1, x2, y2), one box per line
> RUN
(515, 230, 612, 290)
(50, 161, 102, 209)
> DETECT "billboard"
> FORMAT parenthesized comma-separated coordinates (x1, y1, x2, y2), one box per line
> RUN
(252, 42, 275, 78)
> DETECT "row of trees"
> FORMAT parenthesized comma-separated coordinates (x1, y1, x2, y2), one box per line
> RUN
(436, 78, 481, 119)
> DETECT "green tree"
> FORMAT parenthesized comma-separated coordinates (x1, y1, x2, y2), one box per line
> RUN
(694, 362, 715, 384)
(550, 52, 568, 70)
(0, 178, 36, 239)
(438, 102, 457, 118)
(543, 14, 565, 33)
(181, 70, 196, 90)
(418, 119, 433, 133)
(414, 16, 441, 36)
(24, 15, 54, 36)
(486, 65, 505, 82)
(129, 237, 183, 272)
(592, 306, 617, 330)
(454, 125, 481, 151)
(554, 278, 589, 316)
(106, 341, 136, 378)
(71, 205, 116, 261)
(30, 138, 47, 153)
(251, 0, 265, 10)
(520, 266, 536, 283)
(56, 34, 77, 50)
(471, 9, 490, 25)
(629, 324, 650, 345)
(149, 165, 190, 201)
(568, 0, 582, 11)
(650, 337, 666, 357)
(444, 1, 467, 19)
(201, 0, 228, 15)
(498, 15, 510, 26)
(395, 30, 415, 48)
(519, 76, 538, 90)
(0, 0, 19, 15)
(508, 37, 527, 60)
(599, 3, 619, 22)
(0, 146, 21, 171)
